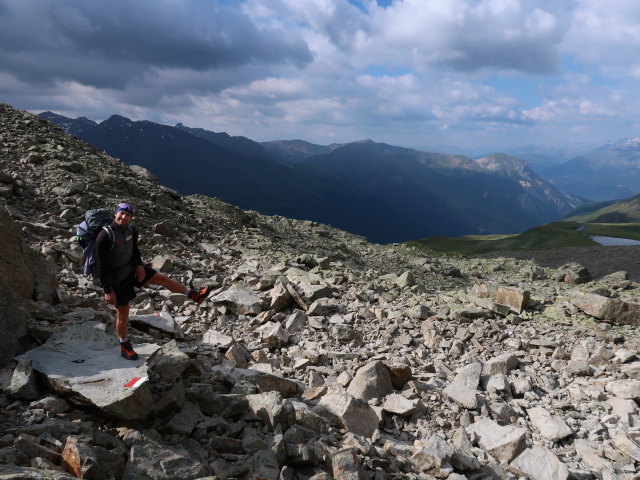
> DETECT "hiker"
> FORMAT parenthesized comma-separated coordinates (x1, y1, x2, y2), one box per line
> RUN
(96, 201, 211, 360)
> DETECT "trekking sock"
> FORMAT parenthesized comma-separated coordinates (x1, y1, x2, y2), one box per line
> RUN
(185, 287, 192, 297)
(119, 338, 127, 344)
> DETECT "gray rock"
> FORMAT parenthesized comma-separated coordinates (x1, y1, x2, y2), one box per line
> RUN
(148, 340, 192, 383)
(161, 401, 204, 436)
(0, 209, 57, 366)
(610, 428, 640, 462)
(284, 310, 308, 334)
(129, 310, 184, 339)
(122, 441, 207, 480)
(527, 407, 573, 442)
(443, 362, 482, 409)
(258, 321, 289, 348)
(23, 322, 159, 420)
(201, 328, 234, 348)
(558, 262, 591, 285)
(574, 439, 615, 478)
(7, 356, 40, 400)
(482, 353, 519, 376)
(329, 448, 366, 480)
(605, 379, 640, 400)
(212, 365, 303, 398)
(571, 290, 640, 326)
(225, 342, 251, 368)
(382, 394, 417, 416)
(314, 391, 379, 438)
(246, 391, 295, 429)
(607, 397, 638, 426)
(466, 418, 526, 463)
(411, 434, 479, 474)
(347, 361, 394, 402)
(269, 280, 293, 311)
(0, 466, 78, 479)
(285, 267, 337, 301)
(210, 283, 264, 315)
(395, 271, 416, 288)
(509, 445, 569, 480)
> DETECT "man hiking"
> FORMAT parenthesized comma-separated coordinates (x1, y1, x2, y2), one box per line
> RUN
(96, 201, 211, 360)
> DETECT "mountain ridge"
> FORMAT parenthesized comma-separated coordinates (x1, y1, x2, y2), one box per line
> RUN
(39, 111, 587, 241)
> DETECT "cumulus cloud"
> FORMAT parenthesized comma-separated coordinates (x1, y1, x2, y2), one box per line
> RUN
(564, 1, 640, 68)
(356, 0, 564, 74)
(0, 0, 311, 88)
(1, 0, 639, 150)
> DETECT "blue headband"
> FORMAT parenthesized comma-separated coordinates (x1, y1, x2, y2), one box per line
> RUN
(115, 202, 135, 214)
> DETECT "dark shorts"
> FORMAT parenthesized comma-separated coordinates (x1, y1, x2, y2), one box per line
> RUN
(112, 265, 157, 307)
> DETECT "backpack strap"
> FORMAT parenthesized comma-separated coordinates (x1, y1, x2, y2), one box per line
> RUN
(102, 225, 115, 245)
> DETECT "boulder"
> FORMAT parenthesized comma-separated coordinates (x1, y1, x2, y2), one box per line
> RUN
(314, 391, 379, 438)
(347, 361, 394, 402)
(611, 428, 640, 462)
(122, 440, 207, 480)
(482, 353, 519, 376)
(284, 267, 337, 301)
(258, 321, 289, 348)
(466, 418, 526, 463)
(22, 322, 160, 420)
(129, 311, 184, 339)
(605, 379, 640, 400)
(509, 445, 569, 480)
(382, 394, 417, 416)
(570, 291, 640, 326)
(0, 209, 57, 366)
(0, 466, 78, 479)
(212, 365, 303, 398)
(246, 391, 295, 430)
(557, 262, 591, 285)
(443, 362, 481, 409)
(7, 356, 40, 401)
(496, 286, 530, 313)
(527, 407, 572, 442)
(284, 310, 308, 334)
(329, 448, 366, 480)
(201, 328, 234, 349)
(210, 283, 264, 315)
(61, 434, 127, 480)
(411, 434, 479, 474)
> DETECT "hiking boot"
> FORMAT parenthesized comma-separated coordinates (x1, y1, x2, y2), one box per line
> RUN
(189, 286, 212, 304)
(120, 340, 139, 360)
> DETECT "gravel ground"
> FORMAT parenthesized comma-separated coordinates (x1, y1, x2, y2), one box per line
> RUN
(476, 245, 640, 282)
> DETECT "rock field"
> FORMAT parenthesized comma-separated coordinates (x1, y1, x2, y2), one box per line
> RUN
(2, 102, 640, 480)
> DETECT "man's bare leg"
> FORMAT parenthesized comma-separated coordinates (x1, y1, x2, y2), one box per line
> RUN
(115, 305, 130, 340)
(146, 272, 187, 294)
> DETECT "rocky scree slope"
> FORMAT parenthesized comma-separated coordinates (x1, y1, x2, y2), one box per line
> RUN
(2, 103, 640, 479)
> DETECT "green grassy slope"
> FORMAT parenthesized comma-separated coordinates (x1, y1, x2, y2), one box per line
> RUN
(408, 222, 640, 255)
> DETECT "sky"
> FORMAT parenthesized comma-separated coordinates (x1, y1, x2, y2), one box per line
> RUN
(1, 0, 640, 154)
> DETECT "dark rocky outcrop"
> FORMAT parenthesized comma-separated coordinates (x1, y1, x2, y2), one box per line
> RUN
(0, 208, 57, 367)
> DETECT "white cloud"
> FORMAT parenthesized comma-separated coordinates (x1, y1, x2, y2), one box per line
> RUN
(1, 0, 640, 150)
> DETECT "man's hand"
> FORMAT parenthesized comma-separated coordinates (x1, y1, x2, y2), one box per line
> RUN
(135, 264, 145, 282)
(104, 292, 116, 305)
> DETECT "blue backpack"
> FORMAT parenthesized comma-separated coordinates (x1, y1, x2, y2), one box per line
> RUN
(75, 208, 114, 276)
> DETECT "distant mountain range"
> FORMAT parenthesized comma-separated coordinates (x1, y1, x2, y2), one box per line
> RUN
(39, 111, 585, 243)
(537, 138, 640, 201)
